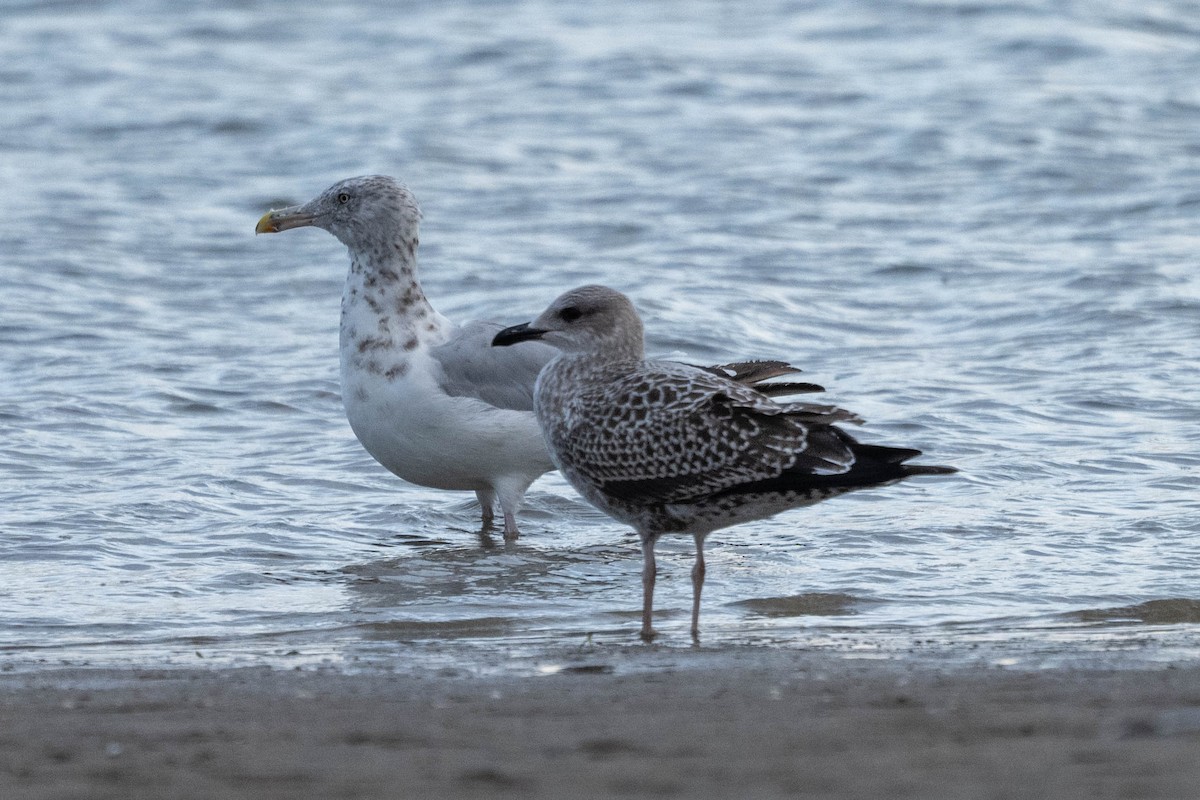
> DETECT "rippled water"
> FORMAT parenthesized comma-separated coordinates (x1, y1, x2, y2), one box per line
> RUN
(3, 0, 1200, 670)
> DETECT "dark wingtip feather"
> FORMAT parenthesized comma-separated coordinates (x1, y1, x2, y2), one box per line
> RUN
(754, 381, 825, 397)
(693, 360, 824, 399)
(705, 360, 804, 382)
(901, 464, 958, 476)
(850, 442, 922, 464)
(853, 440, 957, 475)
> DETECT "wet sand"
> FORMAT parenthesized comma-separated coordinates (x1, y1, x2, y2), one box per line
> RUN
(3, 648, 1200, 799)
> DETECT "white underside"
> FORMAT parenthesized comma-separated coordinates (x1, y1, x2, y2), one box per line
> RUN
(342, 350, 554, 499)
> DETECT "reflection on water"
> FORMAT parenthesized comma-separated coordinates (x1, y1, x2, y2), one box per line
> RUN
(730, 593, 863, 618)
(1069, 599, 1200, 626)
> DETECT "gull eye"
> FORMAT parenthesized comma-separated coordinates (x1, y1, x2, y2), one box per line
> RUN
(337, 192, 351, 204)
(559, 306, 583, 322)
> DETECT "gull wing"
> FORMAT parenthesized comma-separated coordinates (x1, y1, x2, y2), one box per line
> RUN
(556, 363, 859, 507)
(430, 320, 557, 412)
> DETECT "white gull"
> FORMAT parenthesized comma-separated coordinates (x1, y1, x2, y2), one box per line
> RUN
(493, 285, 957, 639)
(256, 175, 557, 539)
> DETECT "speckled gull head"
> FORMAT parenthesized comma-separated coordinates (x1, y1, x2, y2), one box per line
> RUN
(255, 175, 422, 253)
(491, 284, 645, 361)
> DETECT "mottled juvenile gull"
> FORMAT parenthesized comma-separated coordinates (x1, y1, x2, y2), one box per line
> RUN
(254, 177, 818, 540)
(493, 285, 956, 640)
(256, 176, 557, 539)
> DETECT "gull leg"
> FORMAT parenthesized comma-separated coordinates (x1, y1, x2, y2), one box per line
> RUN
(495, 478, 535, 542)
(690, 533, 706, 642)
(640, 537, 657, 642)
(502, 509, 520, 542)
(475, 488, 496, 530)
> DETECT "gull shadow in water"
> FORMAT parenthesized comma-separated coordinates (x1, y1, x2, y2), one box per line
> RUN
(476, 521, 501, 550)
(729, 592, 864, 618)
(1066, 598, 1200, 625)
(333, 542, 644, 650)
(356, 616, 516, 640)
(339, 541, 634, 612)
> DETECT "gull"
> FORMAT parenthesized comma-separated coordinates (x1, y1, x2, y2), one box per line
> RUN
(493, 284, 956, 639)
(255, 177, 819, 540)
(256, 175, 557, 539)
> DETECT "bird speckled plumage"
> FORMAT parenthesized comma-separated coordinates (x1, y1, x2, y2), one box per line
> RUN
(256, 176, 557, 539)
(493, 284, 956, 640)
(255, 178, 825, 541)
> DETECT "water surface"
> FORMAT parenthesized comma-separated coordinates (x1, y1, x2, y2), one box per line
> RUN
(3, 0, 1200, 671)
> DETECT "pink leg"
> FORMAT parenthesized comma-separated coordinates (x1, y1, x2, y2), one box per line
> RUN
(476, 489, 496, 530)
(502, 509, 519, 542)
(690, 534, 706, 641)
(640, 538, 657, 642)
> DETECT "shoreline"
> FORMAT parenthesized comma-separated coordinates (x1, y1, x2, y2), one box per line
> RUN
(4, 648, 1200, 799)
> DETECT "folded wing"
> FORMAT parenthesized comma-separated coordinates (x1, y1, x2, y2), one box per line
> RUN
(559, 363, 861, 506)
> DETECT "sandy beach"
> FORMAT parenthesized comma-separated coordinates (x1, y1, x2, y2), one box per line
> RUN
(4, 647, 1200, 800)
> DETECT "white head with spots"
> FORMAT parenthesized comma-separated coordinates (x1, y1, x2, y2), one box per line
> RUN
(256, 175, 422, 259)
(492, 284, 645, 361)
